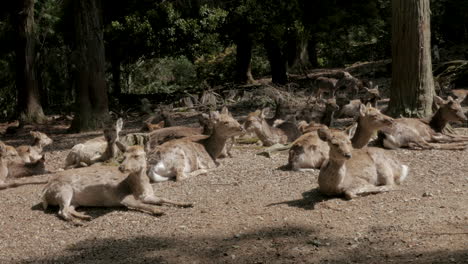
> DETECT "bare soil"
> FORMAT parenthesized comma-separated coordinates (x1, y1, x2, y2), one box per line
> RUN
(0, 110, 467, 264)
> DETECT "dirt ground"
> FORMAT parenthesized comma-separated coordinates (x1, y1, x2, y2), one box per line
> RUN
(0, 108, 467, 264)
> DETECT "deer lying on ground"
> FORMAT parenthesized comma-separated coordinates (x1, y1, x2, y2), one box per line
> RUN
(315, 76, 338, 99)
(317, 128, 408, 199)
(244, 108, 301, 147)
(42, 144, 192, 222)
(336, 88, 382, 119)
(146, 107, 244, 182)
(0, 141, 50, 190)
(297, 98, 340, 127)
(4, 131, 53, 163)
(64, 118, 123, 169)
(286, 104, 394, 171)
(379, 96, 468, 150)
(141, 120, 165, 132)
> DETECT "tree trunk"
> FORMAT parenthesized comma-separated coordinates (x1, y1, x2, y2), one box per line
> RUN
(264, 37, 288, 85)
(287, 33, 309, 69)
(14, 0, 46, 124)
(70, 0, 110, 132)
(235, 32, 254, 84)
(388, 0, 435, 118)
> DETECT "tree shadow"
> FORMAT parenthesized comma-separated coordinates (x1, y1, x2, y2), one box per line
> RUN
(266, 188, 338, 210)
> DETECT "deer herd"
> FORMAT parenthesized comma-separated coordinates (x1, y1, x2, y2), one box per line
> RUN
(1, 70, 467, 223)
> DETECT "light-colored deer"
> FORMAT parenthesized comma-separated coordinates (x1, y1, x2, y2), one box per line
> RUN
(379, 96, 468, 150)
(42, 144, 192, 222)
(244, 108, 300, 147)
(317, 128, 408, 200)
(286, 104, 393, 171)
(64, 118, 123, 169)
(146, 107, 244, 182)
(4, 131, 53, 163)
(0, 141, 50, 190)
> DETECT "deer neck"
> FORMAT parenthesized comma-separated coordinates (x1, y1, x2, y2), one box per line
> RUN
(32, 138, 43, 152)
(201, 128, 229, 160)
(321, 108, 335, 127)
(319, 158, 347, 194)
(123, 166, 150, 196)
(351, 117, 374, 148)
(429, 109, 448, 132)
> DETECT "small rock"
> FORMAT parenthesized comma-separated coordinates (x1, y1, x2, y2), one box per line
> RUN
(422, 192, 433, 197)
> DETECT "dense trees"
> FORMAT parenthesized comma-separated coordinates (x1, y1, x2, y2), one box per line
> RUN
(0, 0, 467, 125)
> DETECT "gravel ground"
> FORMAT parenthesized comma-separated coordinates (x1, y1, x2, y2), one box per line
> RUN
(0, 115, 467, 264)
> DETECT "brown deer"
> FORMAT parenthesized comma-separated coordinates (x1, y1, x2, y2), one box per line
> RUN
(141, 120, 165, 132)
(5, 131, 53, 163)
(244, 108, 301, 147)
(317, 128, 409, 200)
(315, 76, 338, 99)
(0, 141, 50, 190)
(42, 145, 192, 222)
(64, 118, 123, 169)
(146, 107, 244, 182)
(379, 96, 468, 150)
(286, 104, 393, 171)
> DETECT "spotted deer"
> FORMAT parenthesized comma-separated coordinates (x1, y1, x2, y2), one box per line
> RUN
(317, 128, 409, 200)
(146, 107, 244, 182)
(379, 96, 468, 150)
(64, 118, 123, 169)
(42, 145, 192, 222)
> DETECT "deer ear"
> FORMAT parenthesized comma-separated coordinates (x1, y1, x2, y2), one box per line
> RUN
(433, 95, 445, 106)
(116, 141, 127, 153)
(220, 106, 229, 115)
(209, 111, 221, 121)
(260, 108, 269, 118)
(365, 102, 372, 108)
(317, 128, 332, 142)
(359, 103, 366, 117)
(0, 141, 6, 153)
(30, 131, 38, 137)
(116, 118, 123, 131)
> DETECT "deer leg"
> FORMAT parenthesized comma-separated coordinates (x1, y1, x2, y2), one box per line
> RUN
(140, 194, 193, 208)
(56, 187, 76, 221)
(344, 185, 393, 200)
(68, 206, 92, 220)
(121, 195, 165, 216)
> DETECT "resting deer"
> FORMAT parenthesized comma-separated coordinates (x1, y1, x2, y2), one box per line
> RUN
(315, 76, 338, 99)
(297, 98, 340, 127)
(64, 118, 123, 169)
(4, 131, 53, 163)
(146, 107, 244, 182)
(244, 108, 300, 147)
(42, 144, 192, 222)
(141, 120, 165, 132)
(379, 96, 468, 150)
(286, 104, 393, 171)
(0, 141, 49, 190)
(317, 128, 409, 200)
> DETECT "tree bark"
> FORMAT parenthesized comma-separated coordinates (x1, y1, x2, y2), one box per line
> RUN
(307, 35, 319, 68)
(264, 37, 288, 85)
(287, 33, 308, 69)
(14, 0, 46, 124)
(388, 0, 435, 118)
(235, 32, 254, 84)
(70, 0, 110, 132)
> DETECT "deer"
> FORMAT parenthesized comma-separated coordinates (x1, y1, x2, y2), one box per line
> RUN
(379, 96, 468, 150)
(336, 87, 381, 119)
(297, 98, 340, 127)
(244, 108, 301, 147)
(64, 118, 124, 169)
(41, 144, 192, 222)
(141, 120, 165, 132)
(146, 107, 244, 182)
(317, 128, 409, 200)
(286, 104, 394, 171)
(4, 131, 53, 163)
(0, 141, 50, 190)
(315, 76, 338, 99)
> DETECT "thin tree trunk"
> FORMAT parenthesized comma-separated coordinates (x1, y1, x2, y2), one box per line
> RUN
(70, 0, 109, 132)
(388, 0, 435, 118)
(264, 37, 288, 85)
(287, 32, 308, 69)
(235, 32, 254, 84)
(14, 0, 46, 124)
